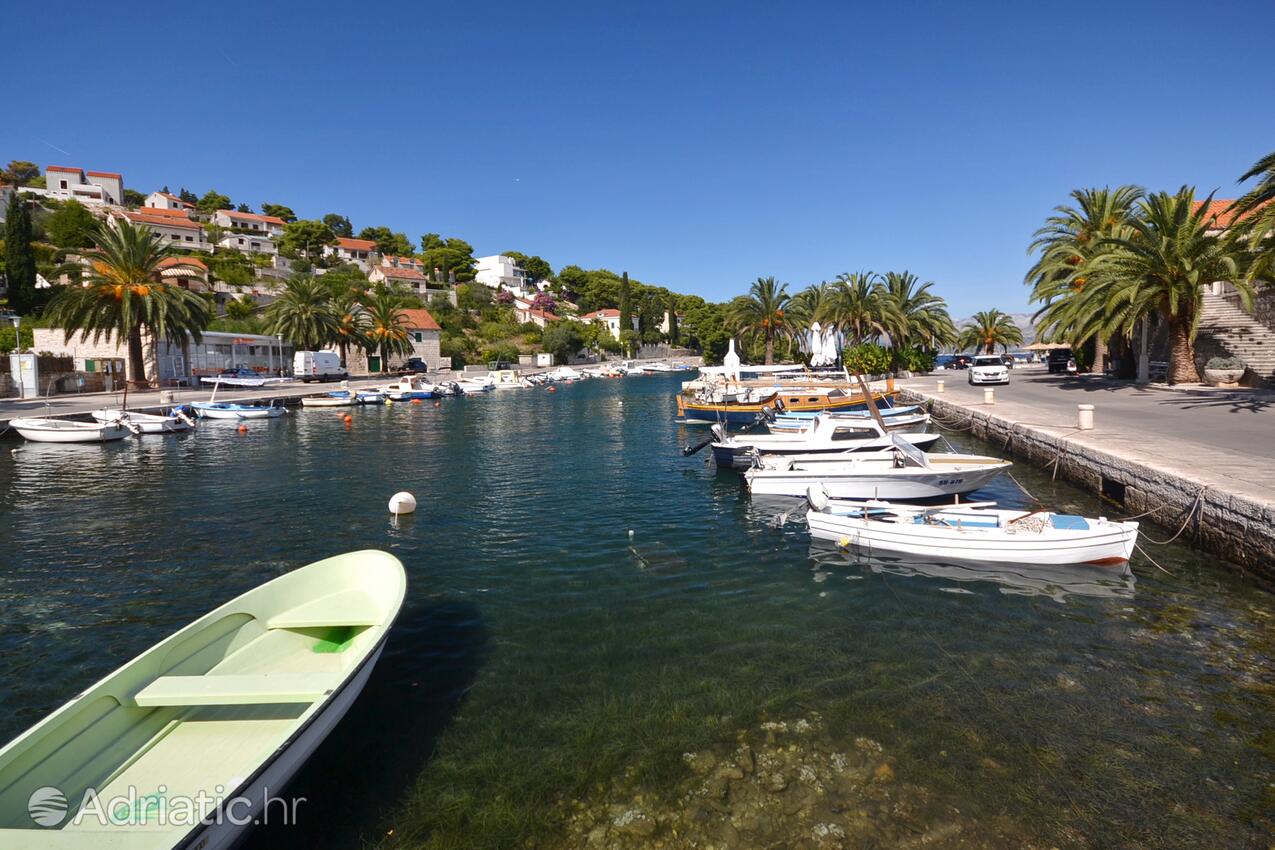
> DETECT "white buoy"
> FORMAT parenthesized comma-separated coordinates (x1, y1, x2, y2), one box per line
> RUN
(389, 492, 417, 515)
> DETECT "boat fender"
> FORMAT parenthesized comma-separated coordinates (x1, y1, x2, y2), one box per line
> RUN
(237, 424, 248, 434)
(389, 492, 417, 515)
(412, 398, 423, 405)
(344, 414, 353, 424)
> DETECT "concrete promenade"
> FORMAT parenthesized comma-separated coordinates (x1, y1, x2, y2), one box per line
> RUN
(896, 366, 1275, 581)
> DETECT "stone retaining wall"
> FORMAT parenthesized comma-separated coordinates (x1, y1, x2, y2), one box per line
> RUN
(900, 389, 1275, 584)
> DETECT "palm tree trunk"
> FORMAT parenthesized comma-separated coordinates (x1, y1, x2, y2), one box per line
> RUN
(764, 330, 774, 365)
(1092, 336, 1108, 375)
(126, 326, 147, 386)
(1167, 316, 1199, 384)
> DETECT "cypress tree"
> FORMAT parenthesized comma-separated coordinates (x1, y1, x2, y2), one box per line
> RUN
(618, 271, 631, 354)
(4, 192, 37, 315)
(668, 298, 679, 344)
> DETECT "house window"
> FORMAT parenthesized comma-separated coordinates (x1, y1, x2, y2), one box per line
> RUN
(185, 236, 193, 242)
(170, 234, 180, 240)
(412, 332, 423, 342)
(59, 179, 68, 190)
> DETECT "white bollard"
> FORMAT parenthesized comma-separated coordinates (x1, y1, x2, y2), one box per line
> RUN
(983, 387, 995, 405)
(936, 379, 945, 393)
(1077, 404, 1094, 430)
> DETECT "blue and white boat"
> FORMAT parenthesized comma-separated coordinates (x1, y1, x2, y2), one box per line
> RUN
(766, 405, 928, 434)
(355, 390, 385, 405)
(381, 377, 436, 401)
(191, 401, 286, 420)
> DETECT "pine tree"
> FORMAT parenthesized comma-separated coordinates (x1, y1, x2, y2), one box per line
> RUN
(4, 192, 37, 314)
(618, 271, 631, 354)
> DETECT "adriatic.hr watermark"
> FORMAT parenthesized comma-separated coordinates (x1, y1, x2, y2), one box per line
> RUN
(27, 784, 306, 828)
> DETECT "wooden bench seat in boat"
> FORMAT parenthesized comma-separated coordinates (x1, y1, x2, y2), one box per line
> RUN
(131, 673, 337, 707)
(264, 589, 382, 629)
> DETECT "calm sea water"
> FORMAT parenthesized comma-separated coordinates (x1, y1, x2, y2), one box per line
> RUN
(0, 374, 1271, 849)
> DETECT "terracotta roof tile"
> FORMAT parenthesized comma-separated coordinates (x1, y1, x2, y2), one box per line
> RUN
(1194, 199, 1270, 230)
(217, 209, 286, 226)
(46, 165, 84, 174)
(140, 206, 193, 219)
(86, 171, 122, 179)
(399, 308, 440, 330)
(378, 265, 425, 280)
(121, 210, 202, 230)
(336, 237, 377, 251)
(582, 308, 620, 318)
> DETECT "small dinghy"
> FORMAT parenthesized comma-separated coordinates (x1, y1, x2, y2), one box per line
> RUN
(0, 550, 406, 849)
(300, 391, 356, 408)
(90, 408, 194, 434)
(355, 390, 385, 405)
(805, 486, 1139, 567)
(9, 418, 130, 443)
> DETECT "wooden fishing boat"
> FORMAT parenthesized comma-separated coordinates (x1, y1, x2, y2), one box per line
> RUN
(0, 550, 406, 849)
(9, 418, 130, 443)
(676, 386, 897, 425)
(805, 488, 1139, 567)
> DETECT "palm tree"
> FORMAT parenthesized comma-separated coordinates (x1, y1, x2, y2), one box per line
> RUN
(361, 288, 413, 372)
(1083, 188, 1250, 384)
(788, 281, 835, 328)
(44, 219, 211, 385)
(262, 275, 338, 351)
(1027, 186, 1144, 366)
(727, 276, 792, 364)
(957, 309, 1024, 354)
(1231, 151, 1275, 281)
(878, 271, 957, 351)
(828, 272, 891, 345)
(331, 290, 371, 366)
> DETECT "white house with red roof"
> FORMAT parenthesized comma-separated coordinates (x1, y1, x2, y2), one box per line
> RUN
(213, 209, 287, 238)
(580, 308, 638, 340)
(113, 209, 211, 251)
(42, 166, 124, 205)
(368, 262, 457, 304)
(511, 295, 559, 328)
(346, 307, 443, 374)
(381, 255, 425, 272)
(323, 237, 379, 271)
(145, 191, 195, 213)
(218, 232, 276, 256)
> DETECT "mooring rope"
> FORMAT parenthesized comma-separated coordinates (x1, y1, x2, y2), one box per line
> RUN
(1136, 487, 1206, 546)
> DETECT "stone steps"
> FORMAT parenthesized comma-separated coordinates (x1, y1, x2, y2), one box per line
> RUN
(1198, 293, 1275, 382)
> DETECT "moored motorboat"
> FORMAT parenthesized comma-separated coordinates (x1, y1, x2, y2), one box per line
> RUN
(9, 418, 131, 443)
(191, 401, 286, 420)
(355, 390, 385, 404)
(381, 377, 436, 401)
(90, 408, 194, 434)
(300, 391, 356, 408)
(744, 436, 1010, 499)
(805, 487, 1139, 567)
(0, 550, 406, 850)
(709, 414, 938, 470)
(765, 405, 929, 434)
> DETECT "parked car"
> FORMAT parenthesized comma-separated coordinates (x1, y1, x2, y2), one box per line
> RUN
(1047, 348, 1075, 374)
(968, 354, 1010, 385)
(936, 354, 973, 370)
(1000, 354, 1015, 369)
(217, 366, 262, 379)
(402, 358, 429, 373)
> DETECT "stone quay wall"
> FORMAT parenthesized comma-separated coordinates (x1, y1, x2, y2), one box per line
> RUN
(899, 389, 1275, 584)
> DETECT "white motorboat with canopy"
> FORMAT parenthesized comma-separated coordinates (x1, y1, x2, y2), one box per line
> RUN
(709, 414, 939, 470)
(744, 434, 1010, 499)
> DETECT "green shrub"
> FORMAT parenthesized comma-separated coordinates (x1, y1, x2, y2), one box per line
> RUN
(482, 342, 521, 365)
(842, 343, 892, 376)
(894, 346, 936, 373)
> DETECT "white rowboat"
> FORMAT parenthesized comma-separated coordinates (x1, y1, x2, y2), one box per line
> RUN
(9, 418, 130, 443)
(90, 409, 194, 434)
(805, 488, 1139, 567)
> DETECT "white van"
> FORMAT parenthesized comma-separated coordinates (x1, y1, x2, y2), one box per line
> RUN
(293, 351, 347, 382)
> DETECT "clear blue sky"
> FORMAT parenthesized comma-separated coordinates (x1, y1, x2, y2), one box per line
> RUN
(7, 0, 1272, 316)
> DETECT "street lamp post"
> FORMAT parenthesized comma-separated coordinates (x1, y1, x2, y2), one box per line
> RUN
(277, 334, 285, 377)
(4, 313, 24, 399)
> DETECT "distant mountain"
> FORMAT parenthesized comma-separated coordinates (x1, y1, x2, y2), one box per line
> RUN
(955, 312, 1036, 346)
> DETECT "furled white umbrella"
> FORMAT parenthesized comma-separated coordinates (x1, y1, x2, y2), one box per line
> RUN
(723, 338, 742, 382)
(821, 325, 840, 365)
(807, 322, 822, 364)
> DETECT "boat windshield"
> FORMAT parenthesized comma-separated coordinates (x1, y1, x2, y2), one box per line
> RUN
(889, 433, 930, 468)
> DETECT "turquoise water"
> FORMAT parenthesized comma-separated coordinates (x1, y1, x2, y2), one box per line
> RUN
(0, 374, 1271, 849)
